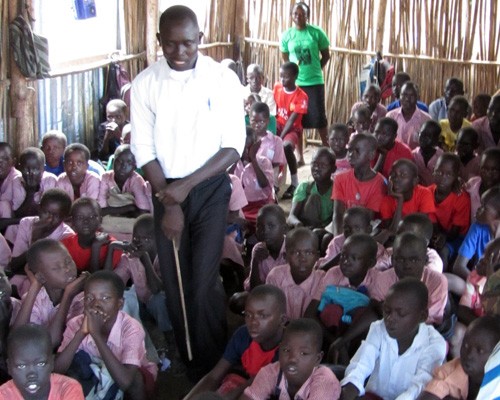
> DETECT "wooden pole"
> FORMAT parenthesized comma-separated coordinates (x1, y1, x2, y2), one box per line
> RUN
(145, 0, 158, 66)
(9, 0, 36, 153)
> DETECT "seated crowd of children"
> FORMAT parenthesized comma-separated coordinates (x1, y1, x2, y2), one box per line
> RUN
(0, 59, 498, 400)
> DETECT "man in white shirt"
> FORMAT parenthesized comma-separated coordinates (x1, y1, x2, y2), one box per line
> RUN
(130, 5, 245, 380)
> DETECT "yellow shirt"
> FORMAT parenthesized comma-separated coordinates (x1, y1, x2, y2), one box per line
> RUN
(439, 119, 471, 151)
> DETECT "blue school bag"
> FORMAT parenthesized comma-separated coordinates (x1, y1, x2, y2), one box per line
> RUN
(318, 285, 370, 324)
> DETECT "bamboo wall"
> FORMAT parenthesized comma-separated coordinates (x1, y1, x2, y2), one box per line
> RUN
(242, 0, 500, 134)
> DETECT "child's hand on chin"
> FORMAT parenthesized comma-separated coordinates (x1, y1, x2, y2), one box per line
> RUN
(253, 245, 269, 261)
(64, 272, 90, 299)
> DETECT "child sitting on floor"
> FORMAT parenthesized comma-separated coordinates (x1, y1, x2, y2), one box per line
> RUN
(234, 127, 274, 226)
(318, 206, 386, 271)
(306, 234, 385, 360)
(13, 239, 88, 347)
(287, 147, 335, 230)
(341, 278, 447, 400)
(244, 204, 288, 291)
(350, 105, 372, 135)
(378, 232, 449, 326)
(56, 144, 100, 202)
(0, 324, 84, 399)
(429, 153, 470, 270)
(429, 153, 471, 270)
(331, 133, 387, 236)
(455, 127, 481, 182)
(373, 117, 412, 179)
(8, 188, 74, 277)
(439, 95, 471, 151)
(242, 318, 341, 400)
(98, 99, 129, 162)
(412, 120, 444, 186)
(328, 123, 351, 176)
(418, 316, 500, 400)
(377, 213, 444, 273)
(184, 285, 287, 400)
(470, 93, 491, 122)
(266, 227, 324, 320)
(453, 186, 500, 280)
(0, 143, 22, 221)
(274, 62, 308, 199)
(55, 270, 156, 399)
(379, 159, 436, 240)
(61, 198, 122, 273)
(98, 144, 150, 218)
(106, 214, 174, 352)
(464, 147, 500, 221)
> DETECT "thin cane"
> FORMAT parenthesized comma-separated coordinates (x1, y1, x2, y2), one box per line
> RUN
(172, 238, 193, 361)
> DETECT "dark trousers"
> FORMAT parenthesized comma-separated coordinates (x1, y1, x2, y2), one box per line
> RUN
(154, 173, 231, 377)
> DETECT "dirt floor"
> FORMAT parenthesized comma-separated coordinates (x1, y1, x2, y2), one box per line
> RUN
(153, 146, 316, 399)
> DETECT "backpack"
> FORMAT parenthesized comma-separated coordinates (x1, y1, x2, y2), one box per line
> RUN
(9, 14, 50, 79)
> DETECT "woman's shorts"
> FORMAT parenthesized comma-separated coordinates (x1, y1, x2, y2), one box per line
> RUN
(299, 84, 328, 129)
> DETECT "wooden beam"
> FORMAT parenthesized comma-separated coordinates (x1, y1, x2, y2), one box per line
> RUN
(146, 0, 158, 66)
(9, 0, 36, 152)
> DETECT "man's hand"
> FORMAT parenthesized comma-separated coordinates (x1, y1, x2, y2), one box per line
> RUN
(156, 179, 191, 206)
(161, 204, 184, 246)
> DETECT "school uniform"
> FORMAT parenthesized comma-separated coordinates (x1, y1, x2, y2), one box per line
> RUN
(0, 233, 11, 268)
(412, 147, 444, 186)
(375, 140, 413, 178)
(244, 362, 340, 400)
(317, 233, 387, 269)
(342, 320, 446, 399)
(374, 268, 448, 325)
(375, 247, 444, 273)
(257, 131, 286, 166)
(386, 107, 432, 150)
(59, 310, 158, 380)
(473, 116, 499, 154)
(266, 263, 324, 320)
(242, 84, 277, 115)
(459, 154, 480, 183)
(0, 374, 84, 399)
(428, 184, 471, 236)
(464, 176, 482, 223)
(332, 169, 387, 213)
(351, 102, 387, 133)
(0, 167, 22, 218)
(97, 170, 150, 211)
(428, 97, 448, 121)
(25, 286, 84, 326)
(334, 156, 351, 176)
(56, 170, 100, 202)
(380, 185, 437, 222)
(424, 358, 470, 399)
(459, 270, 486, 317)
(244, 239, 287, 291)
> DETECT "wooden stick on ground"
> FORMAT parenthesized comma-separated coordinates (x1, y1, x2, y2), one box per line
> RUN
(172, 239, 193, 361)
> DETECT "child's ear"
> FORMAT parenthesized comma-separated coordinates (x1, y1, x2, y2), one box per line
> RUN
(279, 313, 288, 326)
(198, 31, 204, 43)
(420, 307, 429, 323)
(118, 297, 124, 310)
(156, 33, 161, 45)
(315, 350, 324, 365)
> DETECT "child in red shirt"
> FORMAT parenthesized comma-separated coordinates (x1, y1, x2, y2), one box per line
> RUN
(273, 62, 308, 199)
(380, 159, 436, 234)
(429, 153, 471, 270)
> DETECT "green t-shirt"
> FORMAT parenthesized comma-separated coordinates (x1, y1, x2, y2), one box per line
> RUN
(293, 181, 333, 226)
(280, 24, 330, 86)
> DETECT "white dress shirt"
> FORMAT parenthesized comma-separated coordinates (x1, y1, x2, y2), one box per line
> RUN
(341, 320, 446, 400)
(130, 54, 246, 178)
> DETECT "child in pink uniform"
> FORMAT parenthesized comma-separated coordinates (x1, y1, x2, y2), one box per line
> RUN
(249, 102, 286, 192)
(56, 144, 100, 202)
(464, 147, 500, 222)
(1, 324, 84, 399)
(55, 271, 157, 399)
(376, 213, 444, 273)
(0, 143, 22, 219)
(8, 189, 74, 278)
(266, 227, 324, 320)
(412, 120, 444, 186)
(328, 123, 351, 176)
(98, 144, 150, 217)
(242, 318, 340, 400)
(106, 214, 173, 344)
(420, 317, 500, 400)
(234, 128, 274, 226)
(4, 148, 58, 244)
(331, 133, 387, 236)
(244, 204, 288, 291)
(318, 206, 387, 271)
(12, 239, 88, 348)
